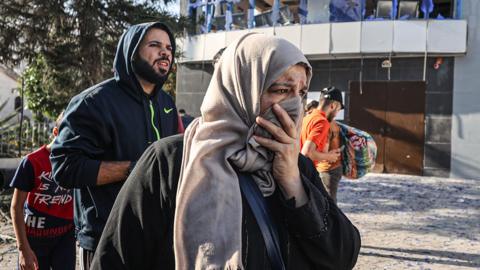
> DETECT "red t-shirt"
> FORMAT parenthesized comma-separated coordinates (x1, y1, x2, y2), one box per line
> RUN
(10, 145, 73, 241)
(300, 109, 331, 167)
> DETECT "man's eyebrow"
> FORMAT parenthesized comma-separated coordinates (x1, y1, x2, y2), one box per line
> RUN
(146, 40, 171, 46)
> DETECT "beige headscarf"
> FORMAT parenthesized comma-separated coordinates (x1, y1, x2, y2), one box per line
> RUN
(174, 33, 312, 269)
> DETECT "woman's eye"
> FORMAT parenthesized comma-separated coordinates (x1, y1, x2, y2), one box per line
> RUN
(275, 89, 289, 94)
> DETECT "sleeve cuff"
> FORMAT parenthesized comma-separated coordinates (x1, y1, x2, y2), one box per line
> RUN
(282, 174, 330, 238)
(82, 159, 101, 187)
(9, 158, 34, 191)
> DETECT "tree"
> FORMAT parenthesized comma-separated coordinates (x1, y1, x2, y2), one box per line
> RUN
(0, 0, 187, 118)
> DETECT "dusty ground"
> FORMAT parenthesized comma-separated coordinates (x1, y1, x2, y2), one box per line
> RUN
(0, 173, 479, 269)
(338, 173, 480, 270)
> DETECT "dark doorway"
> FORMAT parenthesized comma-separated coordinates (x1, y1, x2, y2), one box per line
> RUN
(349, 81, 426, 175)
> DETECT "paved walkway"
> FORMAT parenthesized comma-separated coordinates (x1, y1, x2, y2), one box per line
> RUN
(1, 173, 479, 269)
(338, 173, 480, 270)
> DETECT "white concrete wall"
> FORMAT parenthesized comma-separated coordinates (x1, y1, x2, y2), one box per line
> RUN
(0, 70, 18, 120)
(177, 20, 467, 63)
(451, 0, 480, 179)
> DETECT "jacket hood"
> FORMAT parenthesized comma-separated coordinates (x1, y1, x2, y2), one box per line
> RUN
(113, 22, 176, 97)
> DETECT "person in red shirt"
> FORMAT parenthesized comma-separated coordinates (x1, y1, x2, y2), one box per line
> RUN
(10, 112, 75, 270)
(300, 87, 344, 202)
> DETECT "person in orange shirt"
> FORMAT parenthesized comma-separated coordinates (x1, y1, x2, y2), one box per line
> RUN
(300, 86, 344, 202)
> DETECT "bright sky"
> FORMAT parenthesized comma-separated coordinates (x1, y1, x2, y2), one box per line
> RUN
(134, 0, 180, 16)
(163, 0, 180, 16)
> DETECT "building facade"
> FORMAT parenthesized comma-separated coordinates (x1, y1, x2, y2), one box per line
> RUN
(0, 65, 20, 120)
(175, 0, 479, 179)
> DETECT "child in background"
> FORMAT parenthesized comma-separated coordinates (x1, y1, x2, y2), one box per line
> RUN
(10, 112, 75, 270)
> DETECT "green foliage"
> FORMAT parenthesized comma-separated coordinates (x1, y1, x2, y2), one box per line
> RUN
(163, 64, 177, 100)
(0, 0, 189, 117)
(21, 55, 69, 118)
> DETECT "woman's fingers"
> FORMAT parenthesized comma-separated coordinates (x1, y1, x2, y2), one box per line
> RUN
(256, 104, 298, 144)
(253, 135, 283, 153)
(255, 116, 292, 144)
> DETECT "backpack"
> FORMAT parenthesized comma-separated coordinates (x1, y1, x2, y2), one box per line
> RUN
(337, 122, 377, 179)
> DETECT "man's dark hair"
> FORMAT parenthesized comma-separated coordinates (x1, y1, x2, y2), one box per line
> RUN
(306, 100, 319, 112)
(319, 86, 343, 110)
(319, 98, 337, 110)
(179, 109, 186, 114)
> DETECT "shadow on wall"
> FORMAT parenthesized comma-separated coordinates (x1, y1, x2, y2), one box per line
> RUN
(450, 91, 480, 178)
(449, 151, 480, 179)
(451, 98, 480, 140)
(453, 114, 464, 139)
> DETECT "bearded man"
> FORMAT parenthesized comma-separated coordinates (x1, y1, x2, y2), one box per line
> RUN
(300, 87, 345, 202)
(50, 22, 183, 269)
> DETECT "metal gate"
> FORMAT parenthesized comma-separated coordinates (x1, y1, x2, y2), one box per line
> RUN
(349, 81, 426, 175)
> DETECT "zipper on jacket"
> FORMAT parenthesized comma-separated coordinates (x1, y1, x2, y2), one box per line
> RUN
(149, 99, 161, 140)
(86, 187, 99, 218)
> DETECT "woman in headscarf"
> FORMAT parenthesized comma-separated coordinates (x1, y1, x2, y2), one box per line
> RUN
(92, 33, 360, 270)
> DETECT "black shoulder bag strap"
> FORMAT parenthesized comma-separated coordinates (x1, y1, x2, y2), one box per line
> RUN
(237, 171, 286, 270)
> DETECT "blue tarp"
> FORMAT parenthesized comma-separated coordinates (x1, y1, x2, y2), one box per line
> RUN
(248, 0, 255, 28)
(329, 0, 365, 22)
(421, 0, 434, 19)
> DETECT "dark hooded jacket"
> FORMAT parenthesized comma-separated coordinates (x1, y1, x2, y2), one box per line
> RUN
(50, 22, 181, 251)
